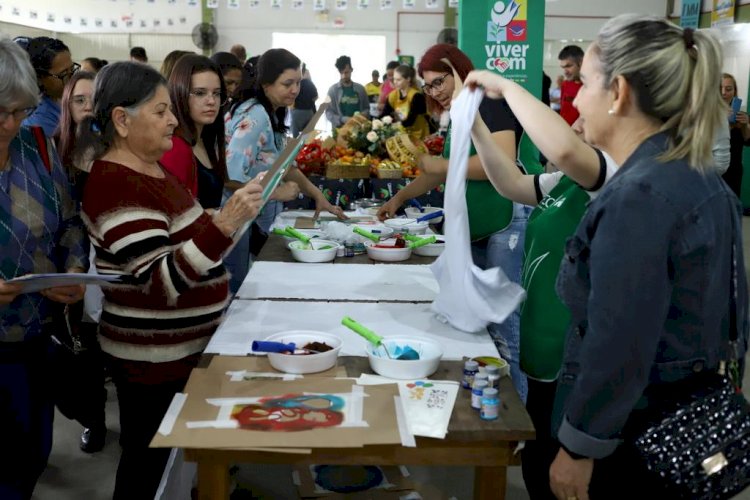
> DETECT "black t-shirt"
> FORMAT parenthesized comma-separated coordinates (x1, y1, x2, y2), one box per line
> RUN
(196, 157, 224, 209)
(295, 79, 318, 111)
(478, 96, 523, 149)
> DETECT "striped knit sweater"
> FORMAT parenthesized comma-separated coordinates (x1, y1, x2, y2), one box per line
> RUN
(82, 160, 233, 367)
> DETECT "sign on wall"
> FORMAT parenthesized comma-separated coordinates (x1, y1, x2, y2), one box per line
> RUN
(459, 0, 546, 172)
(681, 0, 702, 29)
(712, 0, 736, 27)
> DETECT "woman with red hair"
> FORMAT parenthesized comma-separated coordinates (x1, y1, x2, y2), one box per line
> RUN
(378, 44, 529, 403)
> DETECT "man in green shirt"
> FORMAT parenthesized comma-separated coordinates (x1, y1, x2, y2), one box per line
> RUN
(325, 55, 369, 127)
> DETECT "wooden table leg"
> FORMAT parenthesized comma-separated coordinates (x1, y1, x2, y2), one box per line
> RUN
(474, 465, 507, 500)
(196, 461, 230, 500)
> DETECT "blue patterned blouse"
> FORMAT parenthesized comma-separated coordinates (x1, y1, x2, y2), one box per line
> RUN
(0, 127, 88, 342)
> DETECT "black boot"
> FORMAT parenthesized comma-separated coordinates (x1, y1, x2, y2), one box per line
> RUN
(80, 425, 106, 453)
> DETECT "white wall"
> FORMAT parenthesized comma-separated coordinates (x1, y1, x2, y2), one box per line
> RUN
(671, 0, 750, 17)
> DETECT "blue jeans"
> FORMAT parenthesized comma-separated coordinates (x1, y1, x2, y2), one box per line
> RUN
(471, 203, 530, 403)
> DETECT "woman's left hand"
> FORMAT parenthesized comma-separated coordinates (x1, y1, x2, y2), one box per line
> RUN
(549, 448, 593, 500)
(313, 197, 348, 221)
(41, 284, 85, 304)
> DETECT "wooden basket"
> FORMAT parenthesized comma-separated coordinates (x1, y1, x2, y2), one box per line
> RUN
(376, 167, 403, 179)
(385, 134, 426, 163)
(335, 114, 371, 147)
(325, 162, 371, 179)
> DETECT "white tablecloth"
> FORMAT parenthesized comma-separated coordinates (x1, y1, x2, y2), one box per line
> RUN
(236, 262, 440, 302)
(206, 300, 499, 360)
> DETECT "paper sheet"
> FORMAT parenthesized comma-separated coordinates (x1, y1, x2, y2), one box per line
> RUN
(206, 300, 499, 360)
(356, 375, 459, 439)
(236, 262, 439, 302)
(7, 272, 124, 293)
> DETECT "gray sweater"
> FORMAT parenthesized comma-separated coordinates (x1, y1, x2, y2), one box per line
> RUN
(325, 81, 369, 127)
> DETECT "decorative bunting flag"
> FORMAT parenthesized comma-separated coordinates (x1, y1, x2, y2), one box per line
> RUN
(249, 0, 261, 7)
(271, 0, 283, 9)
(313, 0, 326, 10)
(80, 17, 88, 26)
(380, 0, 393, 9)
(335, 0, 348, 9)
(46, 13, 56, 22)
(207, 0, 219, 8)
(448, 0, 458, 7)
(357, 0, 369, 8)
(292, 0, 304, 9)
(30, 11, 38, 19)
(153, 18, 161, 27)
(229, 0, 240, 8)
(402, 0, 415, 8)
(188, 0, 199, 7)
(425, 0, 439, 8)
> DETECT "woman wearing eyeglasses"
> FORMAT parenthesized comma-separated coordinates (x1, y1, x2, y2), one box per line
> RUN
(223, 48, 345, 293)
(0, 38, 88, 498)
(22, 36, 79, 137)
(161, 55, 228, 210)
(378, 43, 529, 404)
(381, 64, 431, 140)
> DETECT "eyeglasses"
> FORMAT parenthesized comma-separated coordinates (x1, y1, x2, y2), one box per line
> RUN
(44, 63, 81, 82)
(189, 89, 227, 106)
(422, 73, 451, 95)
(0, 107, 37, 123)
(71, 96, 92, 107)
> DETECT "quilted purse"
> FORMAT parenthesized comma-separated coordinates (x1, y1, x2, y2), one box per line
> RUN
(632, 191, 750, 499)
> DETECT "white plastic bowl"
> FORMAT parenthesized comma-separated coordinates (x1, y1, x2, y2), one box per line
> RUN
(383, 218, 429, 235)
(365, 240, 412, 262)
(282, 229, 323, 245)
(366, 336, 443, 379)
(413, 236, 446, 257)
(288, 239, 340, 263)
(405, 206, 443, 224)
(261, 330, 343, 374)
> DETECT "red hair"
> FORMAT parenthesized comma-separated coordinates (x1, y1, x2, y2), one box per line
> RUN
(417, 44, 474, 115)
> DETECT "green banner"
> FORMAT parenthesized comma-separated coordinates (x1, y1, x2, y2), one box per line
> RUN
(458, 0, 546, 173)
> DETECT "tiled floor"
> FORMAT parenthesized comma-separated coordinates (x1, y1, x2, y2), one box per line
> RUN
(32, 217, 750, 500)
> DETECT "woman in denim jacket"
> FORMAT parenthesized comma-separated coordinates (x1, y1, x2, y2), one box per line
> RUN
(548, 15, 749, 499)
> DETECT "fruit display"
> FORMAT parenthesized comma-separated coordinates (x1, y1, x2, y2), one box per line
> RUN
(376, 160, 402, 179)
(423, 134, 446, 156)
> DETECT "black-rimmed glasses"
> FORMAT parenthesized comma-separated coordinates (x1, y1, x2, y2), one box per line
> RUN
(422, 73, 451, 95)
(45, 63, 80, 82)
(189, 89, 227, 106)
(0, 107, 37, 122)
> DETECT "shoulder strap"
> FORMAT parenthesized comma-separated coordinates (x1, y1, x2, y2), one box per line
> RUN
(30, 126, 52, 173)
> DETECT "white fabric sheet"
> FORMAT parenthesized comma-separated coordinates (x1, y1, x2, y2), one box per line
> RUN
(205, 300, 499, 360)
(236, 262, 439, 302)
(430, 88, 526, 332)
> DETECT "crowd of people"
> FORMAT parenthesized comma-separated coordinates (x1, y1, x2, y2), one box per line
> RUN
(0, 14, 748, 500)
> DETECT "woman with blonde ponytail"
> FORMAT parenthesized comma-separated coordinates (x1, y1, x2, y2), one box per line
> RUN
(544, 15, 748, 499)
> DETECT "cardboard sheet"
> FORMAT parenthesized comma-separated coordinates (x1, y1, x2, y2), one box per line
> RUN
(206, 300, 499, 360)
(236, 262, 439, 302)
(151, 376, 402, 450)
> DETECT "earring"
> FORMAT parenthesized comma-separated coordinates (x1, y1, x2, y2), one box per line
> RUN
(608, 109, 615, 115)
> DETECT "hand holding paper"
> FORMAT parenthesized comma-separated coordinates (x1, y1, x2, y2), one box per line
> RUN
(0, 279, 22, 305)
(214, 180, 264, 237)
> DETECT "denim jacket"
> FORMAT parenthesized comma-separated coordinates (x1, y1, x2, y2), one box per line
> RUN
(553, 132, 749, 459)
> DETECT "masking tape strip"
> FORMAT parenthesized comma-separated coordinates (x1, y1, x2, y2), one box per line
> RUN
(185, 420, 238, 429)
(346, 384, 366, 427)
(227, 370, 298, 381)
(394, 395, 416, 447)
(158, 392, 187, 436)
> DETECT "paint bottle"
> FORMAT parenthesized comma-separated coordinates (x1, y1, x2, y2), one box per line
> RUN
(480, 388, 500, 421)
(485, 365, 501, 389)
(462, 360, 479, 389)
(474, 371, 488, 387)
(471, 379, 489, 410)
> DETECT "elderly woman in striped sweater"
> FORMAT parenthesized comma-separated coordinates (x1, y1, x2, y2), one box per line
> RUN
(76, 62, 264, 500)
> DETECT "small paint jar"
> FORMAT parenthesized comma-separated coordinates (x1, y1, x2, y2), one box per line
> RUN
(485, 365, 500, 389)
(471, 379, 489, 410)
(480, 387, 500, 421)
(474, 372, 488, 387)
(462, 360, 479, 389)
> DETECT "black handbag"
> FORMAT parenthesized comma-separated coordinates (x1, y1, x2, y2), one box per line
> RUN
(48, 303, 101, 424)
(632, 195, 750, 500)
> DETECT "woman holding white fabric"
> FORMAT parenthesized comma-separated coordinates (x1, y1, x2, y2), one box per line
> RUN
(378, 44, 529, 403)
(463, 69, 617, 500)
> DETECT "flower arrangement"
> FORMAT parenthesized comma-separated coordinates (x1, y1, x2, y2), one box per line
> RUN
(337, 114, 403, 157)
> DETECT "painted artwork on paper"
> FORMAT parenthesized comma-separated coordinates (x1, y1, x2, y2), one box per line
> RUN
(186, 389, 368, 432)
(231, 394, 344, 431)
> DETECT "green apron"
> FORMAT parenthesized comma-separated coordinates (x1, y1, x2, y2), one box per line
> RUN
(443, 124, 512, 241)
(520, 175, 590, 380)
